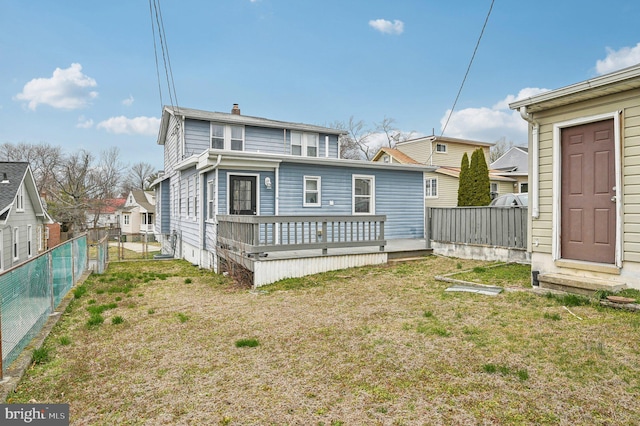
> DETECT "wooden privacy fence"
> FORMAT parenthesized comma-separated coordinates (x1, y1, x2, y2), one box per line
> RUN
(217, 215, 386, 255)
(426, 207, 527, 249)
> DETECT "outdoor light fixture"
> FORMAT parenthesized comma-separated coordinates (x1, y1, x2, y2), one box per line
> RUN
(264, 177, 272, 189)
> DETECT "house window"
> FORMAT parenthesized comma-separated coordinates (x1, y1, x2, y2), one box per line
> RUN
(291, 132, 302, 156)
(16, 184, 24, 212)
(520, 182, 529, 193)
(353, 175, 375, 214)
(435, 143, 447, 153)
(27, 225, 32, 258)
(124, 214, 130, 225)
(211, 123, 245, 150)
(490, 182, 498, 193)
(303, 176, 321, 207)
(291, 131, 319, 157)
(425, 178, 438, 198)
(306, 134, 318, 157)
(13, 227, 19, 261)
(207, 180, 215, 220)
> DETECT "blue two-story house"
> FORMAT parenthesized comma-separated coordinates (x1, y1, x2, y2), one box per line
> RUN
(153, 104, 434, 286)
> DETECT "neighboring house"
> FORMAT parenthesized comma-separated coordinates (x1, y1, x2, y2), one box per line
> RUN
(509, 64, 640, 292)
(0, 162, 52, 270)
(490, 146, 529, 195)
(372, 137, 516, 207)
(119, 191, 156, 237)
(86, 198, 126, 229)
(153, 104, 434, 284)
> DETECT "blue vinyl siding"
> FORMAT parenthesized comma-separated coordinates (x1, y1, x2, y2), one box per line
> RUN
(177, 168, 199, 247)
(245, 126, 287, 155)
(158, 179, 171, 234)
(184, 119, 210, 155)
(278, 163, 424, 239)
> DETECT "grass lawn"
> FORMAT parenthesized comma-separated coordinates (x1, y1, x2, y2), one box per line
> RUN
(6, 257, 640, 425)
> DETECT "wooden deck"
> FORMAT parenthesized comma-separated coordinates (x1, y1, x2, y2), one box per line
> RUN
(220, 238, 432, 287)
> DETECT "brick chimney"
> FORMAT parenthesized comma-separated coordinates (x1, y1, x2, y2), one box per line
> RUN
(231, 104, 240, 115)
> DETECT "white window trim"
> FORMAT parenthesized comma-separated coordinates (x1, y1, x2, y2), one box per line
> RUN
(27, 225, 32, 258)
(425, 177, 438, 199)
(16, 184, 24, 212)
(435, 143, 447, 153)
(352, 174, 375, 215)
(13, 227, 19, 261)
(124, 214, 130, 225)
(210, 123, 245, 151)
(551, 111, 622, 267)
(207, 179, 215, 221)
(519, 182, 528, 193)
(37, 225, 43, 252)
(303, 176, 321, 207)
(291, 131, 319, 157)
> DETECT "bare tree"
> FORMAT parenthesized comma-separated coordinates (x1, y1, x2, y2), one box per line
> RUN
(123, 162, 156, 192)
(47, 150, 98, 231)
(489, 137, 514, 163)
(0, 142, 63, 199)
(375, 116, 416, 149)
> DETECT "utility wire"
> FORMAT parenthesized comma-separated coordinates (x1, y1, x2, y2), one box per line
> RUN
(149, 0, 179, 112)
(440, 0, 495, 138)
(148, 0, 163, 108)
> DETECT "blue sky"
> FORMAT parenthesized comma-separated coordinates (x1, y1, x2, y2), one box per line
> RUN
(2, 0, 640, 170)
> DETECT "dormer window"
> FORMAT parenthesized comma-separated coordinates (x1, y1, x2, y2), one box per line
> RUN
(16, 184, 24, 212)
(291, 131, 319, 157)
(211, 123, 244, 151)
(435, 143, 447, 153)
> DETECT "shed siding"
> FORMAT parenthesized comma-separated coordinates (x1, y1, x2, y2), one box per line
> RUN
(531, 88, 640, 262)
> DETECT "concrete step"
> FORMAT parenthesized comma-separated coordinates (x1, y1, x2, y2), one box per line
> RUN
(538, 273, 626, 296)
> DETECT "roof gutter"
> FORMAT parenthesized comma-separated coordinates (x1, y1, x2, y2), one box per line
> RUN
(518, 106, 540, 219)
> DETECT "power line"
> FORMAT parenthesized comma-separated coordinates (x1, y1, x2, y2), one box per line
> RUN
(149, 0, 179, 112)
(440, 0, 495, 138)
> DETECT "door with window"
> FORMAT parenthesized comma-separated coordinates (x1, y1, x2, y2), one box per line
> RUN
(230, 175, 257, 215)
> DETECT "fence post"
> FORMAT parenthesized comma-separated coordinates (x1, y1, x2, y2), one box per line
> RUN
(425, 207, 432, 249)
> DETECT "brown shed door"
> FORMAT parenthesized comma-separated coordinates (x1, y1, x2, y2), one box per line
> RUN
(561, 119, 616, 264)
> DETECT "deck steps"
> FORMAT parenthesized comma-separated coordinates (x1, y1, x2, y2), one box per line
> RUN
(538, 273, 626, 296)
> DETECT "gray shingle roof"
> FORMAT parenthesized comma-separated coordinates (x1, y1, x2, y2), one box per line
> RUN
(0, 162, 28, 213)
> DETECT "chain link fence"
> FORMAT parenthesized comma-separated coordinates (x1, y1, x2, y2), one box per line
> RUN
(1, 235, 88, 377)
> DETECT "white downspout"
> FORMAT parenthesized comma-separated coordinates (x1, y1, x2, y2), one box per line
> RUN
(519, 106, 540, 219)
(275, 164, 280, 244)
(204, 154, 222, 270)
(325, 135, 329, 157)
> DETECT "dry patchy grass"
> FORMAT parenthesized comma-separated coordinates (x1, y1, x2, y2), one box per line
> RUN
(6, 257, 640, 425)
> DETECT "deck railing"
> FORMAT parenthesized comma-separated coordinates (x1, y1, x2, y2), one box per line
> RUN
(217, 215, 386, 256)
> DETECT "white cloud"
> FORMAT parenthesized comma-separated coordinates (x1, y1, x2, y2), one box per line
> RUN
(595, 43, 640, 75)
(369, 19, 404, 35)
(76, 116, 94, 129)
(14, 63, 98, 110)
(97, 116, 161, 136)
(439, 88, 549, 144)
(122, 95, 135, 106)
